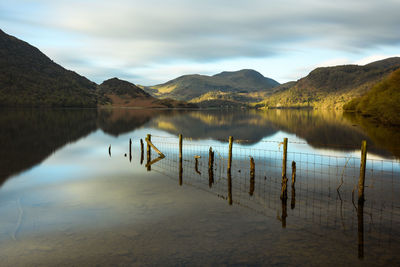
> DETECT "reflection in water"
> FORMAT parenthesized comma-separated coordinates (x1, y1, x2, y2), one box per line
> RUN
(1, 107, 400, 265)
(147, 139, 400, 262)
(358, 201, 364, 259)
(0, 108, 97, 186)
(1, 108, 399, 187)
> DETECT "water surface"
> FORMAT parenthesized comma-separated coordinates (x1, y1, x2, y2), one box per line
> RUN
(0, 108, 399, 266)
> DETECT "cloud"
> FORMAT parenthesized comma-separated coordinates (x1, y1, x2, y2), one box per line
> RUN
(1, 0, 400, 84)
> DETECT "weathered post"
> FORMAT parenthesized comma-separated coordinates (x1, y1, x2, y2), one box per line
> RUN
(146, 134, 151, 171)
(140, 139, 144, 165)
(129, 138, 132, 162)
(291, 161, 296, 187)
(249, 156, 255, 196)
(194, 155, 201, 175)
(358, 140, 367, 203)
(227, 136, 233, 172)
(208, 147, 214, 188)
(281, 138, 288, 200)
(179, 134, 183, 160)
(227, 136, 233, 205)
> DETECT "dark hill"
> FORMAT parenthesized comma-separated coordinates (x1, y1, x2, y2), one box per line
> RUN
(0, 29, 98, 107)
(98, 77, 197, 108)
(98, 78, 151, 98)
(144, 69, 279, 101)
(262, 57, 400, 109)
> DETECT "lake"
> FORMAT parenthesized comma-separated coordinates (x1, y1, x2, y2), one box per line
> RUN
(0, 108, 399, 266)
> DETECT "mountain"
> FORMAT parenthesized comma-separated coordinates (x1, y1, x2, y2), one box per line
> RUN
(0, 29, 98, 107)
(343, 68, 400, 125)
(144, 69, 279, 102)
(98, 77, 197, 108)
(260, 57, 400, 109)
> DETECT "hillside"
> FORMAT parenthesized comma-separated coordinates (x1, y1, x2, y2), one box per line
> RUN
(0, 29, 98, 107)
(98, 78, 197, 108)
(343, 68, 400, 125)
(144, 69, 279, 102)
(260, 57, 400, 109)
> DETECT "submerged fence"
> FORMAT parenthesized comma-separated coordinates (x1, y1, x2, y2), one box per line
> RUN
(114, 133, 400, 258)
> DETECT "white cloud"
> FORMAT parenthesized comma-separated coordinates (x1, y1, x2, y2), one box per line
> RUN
(1, 0, 400, 84)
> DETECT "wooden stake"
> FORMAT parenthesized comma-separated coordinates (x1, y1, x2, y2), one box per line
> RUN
(140, 139, 144, 165)
(281, 138, 288, 200)
(358, 140, 367, 203)
(227, 136, 233, 172)
(179, 134, 183, 160)
(291, 161, 296, 187)
(194, 155, 201, 175)
(208, 147, 214, 188)
(146, 134, 151, 171)
(249, 156, 255, 196)
(129, 138, 132, 162)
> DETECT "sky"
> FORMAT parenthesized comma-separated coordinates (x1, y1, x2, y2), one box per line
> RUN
(1, 0, 400, 85)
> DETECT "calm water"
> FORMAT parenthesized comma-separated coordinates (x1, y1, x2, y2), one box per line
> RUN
(0, 108, 399, 266)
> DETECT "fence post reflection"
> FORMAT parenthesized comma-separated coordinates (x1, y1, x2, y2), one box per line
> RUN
(358, 201, 364, 259)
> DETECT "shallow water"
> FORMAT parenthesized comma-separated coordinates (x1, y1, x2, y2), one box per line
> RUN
(0, 108, 399, 266)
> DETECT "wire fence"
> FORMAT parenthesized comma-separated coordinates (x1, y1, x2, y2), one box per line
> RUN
(123, 134, 400, 249)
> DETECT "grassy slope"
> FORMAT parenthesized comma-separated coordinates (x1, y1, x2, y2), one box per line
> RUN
(259, 57, 400, 109)
(144, 69, 279, 102)
(343, 68, 400, 125)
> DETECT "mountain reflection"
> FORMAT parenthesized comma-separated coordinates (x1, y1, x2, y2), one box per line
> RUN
(1, 107, 399, 186)
(0, 108, 97, 186)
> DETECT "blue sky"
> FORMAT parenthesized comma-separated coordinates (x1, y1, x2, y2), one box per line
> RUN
(1, 0, 400, 85)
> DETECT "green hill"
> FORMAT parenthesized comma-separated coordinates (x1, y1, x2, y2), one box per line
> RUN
(0, 29, 98, 107)
(144, 69, 279, 102)
(343, 68, 400, 125)
(260, 57, 400, 109)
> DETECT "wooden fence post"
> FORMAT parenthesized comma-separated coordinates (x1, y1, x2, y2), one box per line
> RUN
(228, 136, 233, 172)
(291, 161, 296, 187)
(179, 134, 183, 186)
(146, 134, 151, 171)
(208, 147, 214, 188)
(129, 138, 132, 162)
(179, 134, 183, 160)
(358, 140, 367, 203)
(281, 138, 288, 200)
(140, 139, 144, 165)
(249, 156, 255, 196)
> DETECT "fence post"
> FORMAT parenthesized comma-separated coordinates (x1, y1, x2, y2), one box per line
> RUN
(129, 138, 132, 162)
(179, 134, 183, 160)
(228, 136, 233, 172)
(281, 138, 288, 200)
(291, 161, 296, 187)
(358, 140, 367, 203)
(249, 156, 255, 196)
(208, 147, 214, 188)
(146, 134, 151, 171)
(140, 139, 144, 165)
